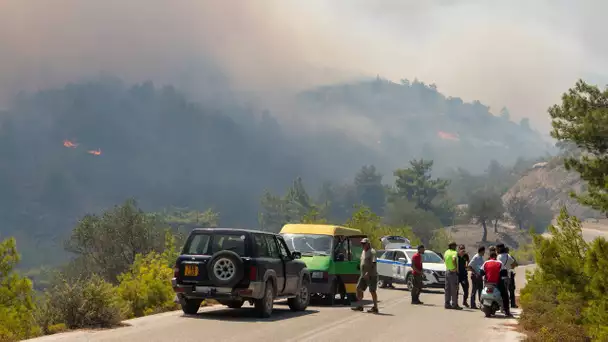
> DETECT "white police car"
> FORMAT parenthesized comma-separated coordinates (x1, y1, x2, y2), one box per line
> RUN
(376, 244, 446, 291)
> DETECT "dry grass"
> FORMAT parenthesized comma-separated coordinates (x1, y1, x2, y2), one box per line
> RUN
(444, 224, 532, 252)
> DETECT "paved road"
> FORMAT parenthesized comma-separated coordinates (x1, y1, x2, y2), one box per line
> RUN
(26, 285, 523, 342)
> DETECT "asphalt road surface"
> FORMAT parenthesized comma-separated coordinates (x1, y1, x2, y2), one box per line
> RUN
(26, 285, 523, 342)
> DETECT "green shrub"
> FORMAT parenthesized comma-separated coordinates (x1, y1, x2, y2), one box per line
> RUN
(585, 298, 608, 341)
(519, 209, 608, 341)
(33, 293, 61, 335)
(583, 237, 608, 341)
(428, 229, 453, 252)
(0, 237, 41, 341)
(511, 242, 535, 265)
(520, 273, 587, 340)
(47, 323, 68, 335)
(45, 274, 125, 329)
(117, 250, 178, 318)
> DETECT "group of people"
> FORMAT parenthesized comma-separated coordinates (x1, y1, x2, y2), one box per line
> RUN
(442, 242, 518, 316)
(348, 238, 518, 316)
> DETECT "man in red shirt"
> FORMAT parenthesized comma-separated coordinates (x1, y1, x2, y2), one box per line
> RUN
(411, 245, 425, 305)
(481, 251, 511, 316)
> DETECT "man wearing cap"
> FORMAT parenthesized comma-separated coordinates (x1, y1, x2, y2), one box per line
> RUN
(443, 242, 462, 310)
(352, 238, 379, 313)
(411, 245, 425, 305)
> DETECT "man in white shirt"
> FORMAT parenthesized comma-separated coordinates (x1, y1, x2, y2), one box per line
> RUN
(496, 244, 518, 310)
(505, 247, 518, 308)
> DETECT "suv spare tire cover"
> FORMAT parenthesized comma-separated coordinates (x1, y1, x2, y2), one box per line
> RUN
(207, 250, 245, 287)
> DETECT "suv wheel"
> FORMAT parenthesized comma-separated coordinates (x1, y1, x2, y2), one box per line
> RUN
(288, 277, 310, 311)
(207, 251, 244, 288)
(255, 281, 274, 318)
(181, 298, 203, 315)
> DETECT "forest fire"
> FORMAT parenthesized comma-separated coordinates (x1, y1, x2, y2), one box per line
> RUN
(437, 131, 460, 141)
(87, 149, 101, 156)
(63, 139, 78, 148)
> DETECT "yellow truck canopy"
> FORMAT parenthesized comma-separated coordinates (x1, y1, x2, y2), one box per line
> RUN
(280, 224, 364, 237)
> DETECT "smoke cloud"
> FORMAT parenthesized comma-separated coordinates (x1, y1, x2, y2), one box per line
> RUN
(1, 0, 606, 132)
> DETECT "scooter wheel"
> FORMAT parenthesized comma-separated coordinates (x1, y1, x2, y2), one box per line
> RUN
(482, 305, 493, 317)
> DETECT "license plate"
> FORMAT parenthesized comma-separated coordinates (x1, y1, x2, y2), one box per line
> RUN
(184, 264, 199, 277)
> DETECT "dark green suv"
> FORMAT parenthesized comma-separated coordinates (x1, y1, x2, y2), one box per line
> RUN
(172, 228, 311, 318)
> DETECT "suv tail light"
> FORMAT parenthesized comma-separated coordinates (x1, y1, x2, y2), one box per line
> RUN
(173, 263, 180, 278)
(249, 266, 257, 281)
(486, 287, 494, 293)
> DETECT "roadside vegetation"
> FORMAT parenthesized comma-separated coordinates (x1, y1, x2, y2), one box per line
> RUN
(518, 80, 608, 341)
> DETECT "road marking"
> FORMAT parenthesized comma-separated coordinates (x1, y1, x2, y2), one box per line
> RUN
(285, 295, 410, 342)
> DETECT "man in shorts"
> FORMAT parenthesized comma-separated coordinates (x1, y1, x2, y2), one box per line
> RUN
(352, 238, 379, 313)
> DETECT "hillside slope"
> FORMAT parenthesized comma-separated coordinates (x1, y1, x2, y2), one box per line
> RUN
(502, 159, 602, 219)
(296, 77, 552, 174)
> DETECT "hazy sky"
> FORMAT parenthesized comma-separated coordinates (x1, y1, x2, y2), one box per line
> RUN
(1, 0, 606, 133)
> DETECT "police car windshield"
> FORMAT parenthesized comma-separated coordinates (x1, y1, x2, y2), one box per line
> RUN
(406, 250, 443, 263)
(282, 234, 332, 255)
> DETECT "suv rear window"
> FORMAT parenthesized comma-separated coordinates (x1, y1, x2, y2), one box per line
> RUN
(184, 233, 247, 256)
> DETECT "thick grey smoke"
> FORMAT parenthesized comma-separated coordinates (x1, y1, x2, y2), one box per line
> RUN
(1, 0, 606, 132)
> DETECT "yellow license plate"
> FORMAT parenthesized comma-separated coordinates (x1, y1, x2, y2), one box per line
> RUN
(184, 264, 199, 277)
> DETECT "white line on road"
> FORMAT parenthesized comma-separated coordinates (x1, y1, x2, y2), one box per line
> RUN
(285, 296, 410, 342)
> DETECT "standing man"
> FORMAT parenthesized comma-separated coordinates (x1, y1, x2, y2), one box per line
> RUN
(443, 242, 462, 310)
(496, 244, 516, 312)
(411, 245, 425, 305)
(505, 247, 518, 308)
(457, 245, 470, 307)
(352, 238, 379, 313)
(488, 245, 496, 255)
(467, 246, 486, 309)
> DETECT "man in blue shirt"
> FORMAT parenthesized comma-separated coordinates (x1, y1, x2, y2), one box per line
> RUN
(467, 246, 485, 309)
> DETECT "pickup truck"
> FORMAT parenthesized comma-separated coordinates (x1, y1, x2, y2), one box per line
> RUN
(172, 228, 311, 318)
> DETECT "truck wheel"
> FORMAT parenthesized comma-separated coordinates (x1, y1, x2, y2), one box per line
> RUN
(207, 250, 244, 288)
(181, 298, 203, 315)
(324, 280, 337, 306)
(288, 277, 310, 311)
(338, 281, 350, 305)
(377, 278, 388, 289)
(254, 281, 274, 318)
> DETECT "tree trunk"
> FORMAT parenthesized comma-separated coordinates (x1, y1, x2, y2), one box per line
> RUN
(481, 221, 488, 242)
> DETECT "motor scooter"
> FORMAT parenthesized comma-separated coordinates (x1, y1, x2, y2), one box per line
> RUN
(480, 282, 503, 317)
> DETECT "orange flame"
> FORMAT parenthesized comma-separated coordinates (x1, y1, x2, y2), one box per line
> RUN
(87, 149, 101, 156)
(437, 131, 460, 141)
(63, 139, 78, 148)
